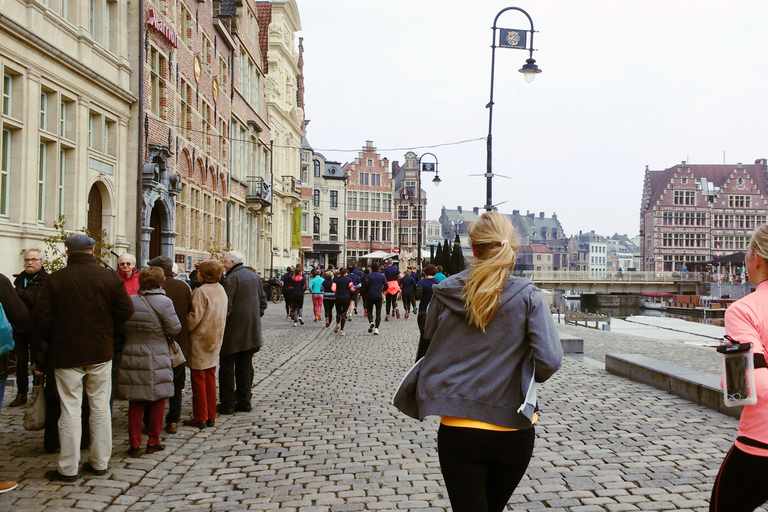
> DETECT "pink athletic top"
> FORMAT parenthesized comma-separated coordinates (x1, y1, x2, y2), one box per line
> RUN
(724, 280, 768, 457)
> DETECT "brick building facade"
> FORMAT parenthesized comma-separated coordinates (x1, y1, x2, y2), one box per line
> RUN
(640, 159, 768, 271)
(344, 141, 394, 264)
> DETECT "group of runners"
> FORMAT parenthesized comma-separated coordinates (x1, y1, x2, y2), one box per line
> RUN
(278, 260, 446, 337)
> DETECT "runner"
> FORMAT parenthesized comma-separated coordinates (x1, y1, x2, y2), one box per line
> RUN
(364, 262, 388, 335)
(309, 269, 325, 322)
(382, 259, 402, 320)
(279, 266, 294, 319)
(347, 265, 362, 320)
(321, 271, 335, 328)
(331, 267, 355, 335)
(400, 270, 417, 319)
(415, 264, 440, 360)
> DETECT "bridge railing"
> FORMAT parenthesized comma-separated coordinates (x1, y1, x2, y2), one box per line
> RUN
(517, 270, 707, 283)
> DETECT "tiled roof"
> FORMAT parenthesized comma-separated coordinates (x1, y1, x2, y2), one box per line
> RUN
(646, 162, 768, 210)
(255, 2, 272, 73)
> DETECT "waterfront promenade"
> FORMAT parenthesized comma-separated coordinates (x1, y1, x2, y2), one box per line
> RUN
(0, 305, 760, 511)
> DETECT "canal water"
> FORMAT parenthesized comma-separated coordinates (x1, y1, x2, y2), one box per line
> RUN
(564, 299, 725, 327)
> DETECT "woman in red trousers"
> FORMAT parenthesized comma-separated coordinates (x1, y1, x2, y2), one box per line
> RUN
(184, 261, 228, 429)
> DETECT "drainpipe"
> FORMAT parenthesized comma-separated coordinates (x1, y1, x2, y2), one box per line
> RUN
(136, 0, 145, 264)
(269, 139, 274, 278)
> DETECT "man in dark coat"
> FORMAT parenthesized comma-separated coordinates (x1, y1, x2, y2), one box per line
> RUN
(34, 234, 134, 482)
(0, 271, 28, 494)
(148, 256, 192, 434)
(9, 248, 49, 407)
(219, 250, 267, 414)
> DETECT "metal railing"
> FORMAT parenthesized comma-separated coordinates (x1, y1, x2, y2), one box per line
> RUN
(245, 176, 272, 205)
(518, 270, 708, 283)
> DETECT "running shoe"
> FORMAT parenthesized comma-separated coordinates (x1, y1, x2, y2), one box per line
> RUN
(405, 311, 409, 319)
(334, 324, 340, 333)
(293, 322, 298, 327)
(373, 328, 379, 335)
(299, 317, 304, 325)
(369, 322, 375, 333)
(385, 316, 389, 321)
(326, 321, 330, 328)
(339, 330, 346, 336)
(396, 309, 400, 319)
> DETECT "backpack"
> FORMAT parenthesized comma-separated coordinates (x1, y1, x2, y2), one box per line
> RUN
(0, 302, 15, 357)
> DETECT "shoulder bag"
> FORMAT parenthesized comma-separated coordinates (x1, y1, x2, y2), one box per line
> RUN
(23, 374, 46, 431)
(140, 295, 186, 367)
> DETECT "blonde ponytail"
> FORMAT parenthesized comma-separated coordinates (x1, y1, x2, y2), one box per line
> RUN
(461, 212, 518, 331)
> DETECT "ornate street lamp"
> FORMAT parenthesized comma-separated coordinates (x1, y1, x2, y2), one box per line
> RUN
(417, 153, 441, 275)
(485, 6, 541, 212)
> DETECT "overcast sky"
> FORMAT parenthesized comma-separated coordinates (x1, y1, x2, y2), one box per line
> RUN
(296, 1, 768, 239)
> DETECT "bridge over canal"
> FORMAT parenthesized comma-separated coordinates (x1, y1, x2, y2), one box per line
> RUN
(520, 270, 707, 295)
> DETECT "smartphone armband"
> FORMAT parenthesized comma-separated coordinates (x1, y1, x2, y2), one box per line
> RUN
(717, 340, 757, 407)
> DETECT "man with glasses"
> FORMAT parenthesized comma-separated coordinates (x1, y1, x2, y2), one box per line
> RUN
(117, 253, 139, 296)
(9, 249, 48, 407)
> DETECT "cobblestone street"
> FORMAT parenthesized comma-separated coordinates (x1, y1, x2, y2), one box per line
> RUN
(0, 304, 758, 511)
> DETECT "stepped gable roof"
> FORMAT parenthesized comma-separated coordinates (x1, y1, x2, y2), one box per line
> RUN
(646, 162, 767, 210)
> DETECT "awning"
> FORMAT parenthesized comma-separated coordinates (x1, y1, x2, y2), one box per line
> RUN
(357, 250, 398, 260)
(310, 243, 342, 254)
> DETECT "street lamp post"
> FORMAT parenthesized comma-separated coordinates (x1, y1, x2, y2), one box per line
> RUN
(417, 153, 441, 275)
(485, 7, 541, 212)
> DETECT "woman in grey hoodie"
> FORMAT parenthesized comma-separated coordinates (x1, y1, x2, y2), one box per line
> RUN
(415, 211, 563, 512)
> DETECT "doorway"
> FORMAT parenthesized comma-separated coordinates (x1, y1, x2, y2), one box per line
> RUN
(87, 184, 102, 243)
(149, 206, 161, 259)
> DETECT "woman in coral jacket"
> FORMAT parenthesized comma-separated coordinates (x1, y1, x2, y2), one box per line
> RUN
(710, 224, 768, 512)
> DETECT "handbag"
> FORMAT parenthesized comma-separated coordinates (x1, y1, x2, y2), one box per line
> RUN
(139, 295, 186, 367)
(392, 357, 424, 420)
(24, 374, 46, 431)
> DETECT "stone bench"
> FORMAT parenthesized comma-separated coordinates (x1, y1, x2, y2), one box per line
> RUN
(605, 353, 739, 419)
(559, 332, 584, 354)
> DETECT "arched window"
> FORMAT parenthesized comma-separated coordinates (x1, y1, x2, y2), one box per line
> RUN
(314, 160, 320, 177)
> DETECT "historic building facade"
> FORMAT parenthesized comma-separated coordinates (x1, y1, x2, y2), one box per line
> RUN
(640, 160, 768, 271)
(0, 0, 135, 270)
(262, 0, 304, 273)
(343, 141, 394, 264)
(127, 0, 273, 272)
(392, 152, 427, 269)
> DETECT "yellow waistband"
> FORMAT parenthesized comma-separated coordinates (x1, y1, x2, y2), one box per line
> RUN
(440, 413, 538, 431)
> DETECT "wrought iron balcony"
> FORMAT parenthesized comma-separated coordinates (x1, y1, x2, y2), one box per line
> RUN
(283, 175, 302, 198)
(245, 176, 272, 207)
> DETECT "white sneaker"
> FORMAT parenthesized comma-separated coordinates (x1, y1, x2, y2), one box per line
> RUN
(339, 330, 346, 336)
(368, 322, 374, 333)
(334, 325, 340, 333)
(293, 322, 298, 327)
(373, 328, 379, 335)
(299, 317, 304, 325)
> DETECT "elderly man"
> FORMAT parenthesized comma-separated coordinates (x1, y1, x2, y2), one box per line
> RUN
(218, 251, 267, 414)
(117, 253, 139, 295)
(9, 248, 49, 407)
(35, 235, 134, 482)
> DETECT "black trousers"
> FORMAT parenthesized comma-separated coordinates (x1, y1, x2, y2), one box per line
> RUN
(438, 424, 535, 512)
(219, 349, 257, 408)
(710, 444, 768, 512)
(416, 312, 429, 361)
(367, 296, 383, 328)
(385, 294, 398, 316)
(335, 298, 351, 329)
(13, 332, 31, 395)
(323, 299, 335, 324)
(166, 364, 186, 424)
(401, 292, 415, 313)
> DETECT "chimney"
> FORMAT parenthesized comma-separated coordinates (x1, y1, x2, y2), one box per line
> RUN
(513, 210, 519, 215)
(552, 213, 557, 221)
(540, 212, 545, 219)
(473, 207, 479, 215)
(457, 206, 462, 213)
(392, 161, 399, 175)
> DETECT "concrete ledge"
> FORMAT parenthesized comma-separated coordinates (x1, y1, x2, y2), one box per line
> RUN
(605, 353, 741, 419)
(559, 332, 584, 354)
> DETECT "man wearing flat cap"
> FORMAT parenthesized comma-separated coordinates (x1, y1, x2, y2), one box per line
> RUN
(34, 234, 134, 482)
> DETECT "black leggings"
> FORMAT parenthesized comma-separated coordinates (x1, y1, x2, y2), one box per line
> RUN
(386, 293, 398, 315)
(710, 444, 768, 512)
(367, 296, 383, 328)
(323, 300, 335, 324)
(401, 292, 415, 313)
(438, 423, 535, 512)
(335, 298, 351, 329)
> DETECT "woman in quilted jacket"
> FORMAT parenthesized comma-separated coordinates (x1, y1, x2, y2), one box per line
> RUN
(117, 267, 181, 458)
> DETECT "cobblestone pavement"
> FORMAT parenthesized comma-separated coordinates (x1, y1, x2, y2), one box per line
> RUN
(0, 304, 760, 511)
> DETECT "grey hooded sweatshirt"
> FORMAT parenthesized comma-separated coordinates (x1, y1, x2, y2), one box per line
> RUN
(415, 270, 563, 429)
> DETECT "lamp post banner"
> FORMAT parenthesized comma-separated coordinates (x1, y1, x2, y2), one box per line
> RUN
(422, 162, 435, 172)
(499, 28, 527, 49)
